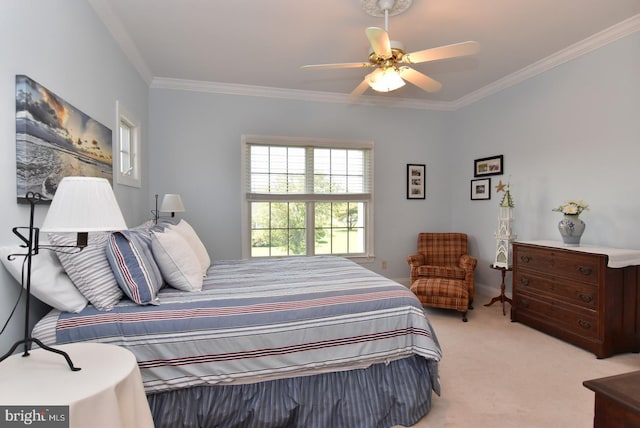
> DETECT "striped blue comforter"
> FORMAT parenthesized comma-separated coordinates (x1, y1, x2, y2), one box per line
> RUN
(38, 256, 442, 394)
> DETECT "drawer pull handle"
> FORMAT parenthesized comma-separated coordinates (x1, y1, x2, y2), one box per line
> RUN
(520, 256, 531, 263)
(577, 266, 593, 276)
(577, 319, 591, 330)
(519, 277, 530, 286)
(578, 293, 593, 303)
(520, 299, 529, 309)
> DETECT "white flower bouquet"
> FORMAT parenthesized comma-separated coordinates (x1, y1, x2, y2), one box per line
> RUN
(552, 199, 589, 216)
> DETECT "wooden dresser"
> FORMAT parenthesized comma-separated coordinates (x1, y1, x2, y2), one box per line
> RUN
(512, 241, 640, 358)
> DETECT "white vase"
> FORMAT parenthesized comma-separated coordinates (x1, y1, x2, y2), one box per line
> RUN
(558, 214, 585, 246)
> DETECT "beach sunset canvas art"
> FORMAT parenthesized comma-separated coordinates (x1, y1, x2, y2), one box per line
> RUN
(15, 75, 112, 202)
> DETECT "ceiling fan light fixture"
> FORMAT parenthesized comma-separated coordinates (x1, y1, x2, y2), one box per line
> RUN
(367, 67, 405, 92)
(304, 0, 478, 99)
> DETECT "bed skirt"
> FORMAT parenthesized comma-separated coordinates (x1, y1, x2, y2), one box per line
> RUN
(147, 355, 439, 428)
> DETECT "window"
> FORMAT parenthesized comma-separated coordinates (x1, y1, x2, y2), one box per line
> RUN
(115, 101, 141, 188)
(242, 135, 374, 259)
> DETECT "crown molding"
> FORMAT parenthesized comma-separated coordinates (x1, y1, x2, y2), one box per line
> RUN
(94, 3, 639, 111)
(150, 78, 457, 111)
(451, 13, 640, 110)
(151, 13, 639, 111)
(88, 0, 153, 85)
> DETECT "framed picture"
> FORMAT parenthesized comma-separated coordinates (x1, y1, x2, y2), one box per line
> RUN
(15, 75, 113, 203)
(471, 178, 491, 200)
(406, 164, 425, 199)
(474, 155, 504, 177)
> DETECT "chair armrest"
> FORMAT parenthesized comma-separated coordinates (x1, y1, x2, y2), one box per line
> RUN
(459, 254, 478, 271)
(459, 254, 478, 303)
(406, 253, 425, 267)
(407, 253, 426, 285)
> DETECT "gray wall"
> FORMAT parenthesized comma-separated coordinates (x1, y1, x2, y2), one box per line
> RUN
(449, 32, 640, 288)
(148, 91, 452, 279)
(0, 1, 149, 352)
(149, 30, 640, 291)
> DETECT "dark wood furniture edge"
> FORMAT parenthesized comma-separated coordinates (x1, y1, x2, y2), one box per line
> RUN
(583, 371, 640, 414)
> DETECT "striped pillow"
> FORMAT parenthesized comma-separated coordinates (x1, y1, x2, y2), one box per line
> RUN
(106, 230, 164, 305)
(49, 232, 123, 311)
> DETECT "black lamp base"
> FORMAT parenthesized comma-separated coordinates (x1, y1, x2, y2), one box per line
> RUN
(0, 192, 81, 371)
(0, 337, 81, 371)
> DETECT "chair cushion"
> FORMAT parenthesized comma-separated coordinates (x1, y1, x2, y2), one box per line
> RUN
(411, 278, 469, 312)
(417, 265, 466, 280)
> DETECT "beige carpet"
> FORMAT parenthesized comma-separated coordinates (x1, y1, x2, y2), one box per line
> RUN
(406, 290, 640, 428)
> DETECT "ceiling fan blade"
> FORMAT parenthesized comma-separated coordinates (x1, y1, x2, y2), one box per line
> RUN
(402, 41, 480, 64)
(350, 68, 384, 99)
(398, 67, 442, 93)
(366, 27, 392, 59)
(301, 62, 373, 70)
(349, 78, 371, 99)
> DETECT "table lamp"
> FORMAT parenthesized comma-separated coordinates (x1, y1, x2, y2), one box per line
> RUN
(159, 194, 185, 218)
(0, 176, 127, 371)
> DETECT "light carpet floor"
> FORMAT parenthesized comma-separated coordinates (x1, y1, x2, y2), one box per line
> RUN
(406, 290, 640, 428)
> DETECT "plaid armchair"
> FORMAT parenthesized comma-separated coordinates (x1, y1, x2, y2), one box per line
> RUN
(406, 233, 478, 304)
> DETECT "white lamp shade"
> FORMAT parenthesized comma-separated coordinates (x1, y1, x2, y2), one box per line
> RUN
(41, 176, 128, 232)
(367, 67, 406, 92)
(160, 194, 185, 213)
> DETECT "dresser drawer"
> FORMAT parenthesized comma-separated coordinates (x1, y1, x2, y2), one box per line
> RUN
(515, 245, 602, 285)
(515, 291, 599, 340)
(514, 271, 598, 310)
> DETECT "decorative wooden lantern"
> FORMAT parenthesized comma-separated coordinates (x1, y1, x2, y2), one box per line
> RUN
(494, 183, 515, 268)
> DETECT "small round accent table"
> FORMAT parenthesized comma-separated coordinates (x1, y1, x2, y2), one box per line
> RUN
(484, 264, 513, 316)
(0, 343, 153, 428)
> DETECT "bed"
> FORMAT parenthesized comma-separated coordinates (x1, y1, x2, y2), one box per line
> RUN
(25, 225, 442, 427)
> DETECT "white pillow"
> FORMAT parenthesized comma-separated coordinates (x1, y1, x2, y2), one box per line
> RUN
(151, 228, 203, 292)
(0, 245, 88, 313)
(169, 220, 210, 276)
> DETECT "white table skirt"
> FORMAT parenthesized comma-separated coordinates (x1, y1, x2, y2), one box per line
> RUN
(0, 343, 154, 428)
(517, 240, 640, 268)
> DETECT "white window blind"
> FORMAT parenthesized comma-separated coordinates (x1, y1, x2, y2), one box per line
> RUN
(242, 135, 374, 259)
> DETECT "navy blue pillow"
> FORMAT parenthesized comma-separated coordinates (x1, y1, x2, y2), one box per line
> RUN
(106, 229, 163, 305)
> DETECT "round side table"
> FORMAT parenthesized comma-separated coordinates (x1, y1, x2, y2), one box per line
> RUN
(0, 342, 153, 428)
(484, 264, 513, 315)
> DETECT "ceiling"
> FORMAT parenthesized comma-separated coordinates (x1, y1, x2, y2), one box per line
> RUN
(90, 0, 640, 108)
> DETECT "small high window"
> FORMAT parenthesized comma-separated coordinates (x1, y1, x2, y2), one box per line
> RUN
(115, 101, 141, 188)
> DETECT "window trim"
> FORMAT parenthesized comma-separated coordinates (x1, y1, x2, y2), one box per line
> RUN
(241, 134, 375, 260)
(115, 100, 141, 188)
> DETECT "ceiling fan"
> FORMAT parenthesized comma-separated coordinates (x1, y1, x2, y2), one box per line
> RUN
(302, 0, 479, 98)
